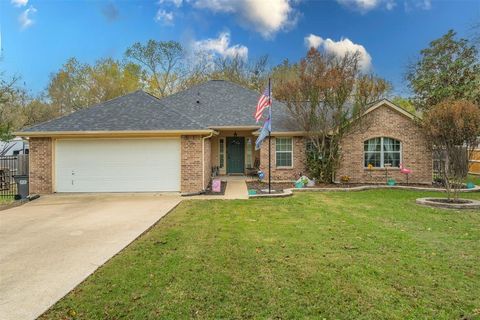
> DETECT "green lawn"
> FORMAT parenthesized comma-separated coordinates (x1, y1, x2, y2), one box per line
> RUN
(468, 174, 480, 186)
(42, 190, 480, 320)
(0, 196, 14, 205)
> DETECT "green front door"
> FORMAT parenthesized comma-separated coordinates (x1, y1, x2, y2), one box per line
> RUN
(226, 137, 245, 174)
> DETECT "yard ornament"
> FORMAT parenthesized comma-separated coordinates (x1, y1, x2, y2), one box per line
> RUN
(258, 171, 265, 181)
(212, 179, 221, 193)
(400, 163, 412, 184)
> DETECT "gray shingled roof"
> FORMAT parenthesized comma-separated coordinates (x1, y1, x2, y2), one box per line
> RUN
(21, 80, 300, 133)
(158, 80, 297, 131)
(22, 91, 204, 132)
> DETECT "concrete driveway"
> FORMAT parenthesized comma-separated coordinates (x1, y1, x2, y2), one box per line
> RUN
(0, 193, 181, 320)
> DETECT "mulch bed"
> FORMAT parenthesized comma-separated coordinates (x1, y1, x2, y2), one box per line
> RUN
(246, 181, 294, 194)
(305, 182, 469, 189)
(247, 181, 471, 193)
(204, 181, 227, 196)
(426, 198, 473, 204)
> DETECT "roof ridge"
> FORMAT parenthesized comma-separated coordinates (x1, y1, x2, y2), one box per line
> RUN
(156, 81, 212, 103)
(138, 90, 207, 128)
(364, 98, 419, 120)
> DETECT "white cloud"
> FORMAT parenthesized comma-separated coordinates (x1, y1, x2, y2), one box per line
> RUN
(19, 6, 37, 30)
(193, 31, 248, 60)
(11, 0, 28, 7)
(158, 0, 183, 7)
(155, 9, 174, 25)
(338, 0, 431, 12)
(385, 0, 396, 10)
(192, 0, 298, 38)
(337, 0, 395, 12)
(404, 0, 432, 12)
(305, 34, 323, 50)
(304, 34, 372, 71)
(337, 0, 380, 11)
(416, 0, 431, 10)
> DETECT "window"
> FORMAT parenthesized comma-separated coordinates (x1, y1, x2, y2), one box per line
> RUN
(364, 137, 401, 168)
(276, 137, 293, 167)
(219, 138, 225, 168)
(246, 138, 253, 168)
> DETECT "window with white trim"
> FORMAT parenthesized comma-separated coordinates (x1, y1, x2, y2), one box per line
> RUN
(364, 137, 401, 168)
(276, 137, 293, 167)
(219, 138, 225, 168)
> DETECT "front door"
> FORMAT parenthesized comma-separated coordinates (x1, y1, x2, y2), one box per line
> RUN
(226, 137, 245, 174)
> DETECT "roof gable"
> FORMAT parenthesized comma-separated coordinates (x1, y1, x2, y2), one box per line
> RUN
(363, 99, 417, 120)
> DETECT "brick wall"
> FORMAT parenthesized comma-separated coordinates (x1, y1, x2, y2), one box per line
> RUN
(203, 138, 211, 189)
(29, 137, 53, 194)
(259, 136, 307, 181)
(181, 135, 210, 193)
(336, 104, 432, 184)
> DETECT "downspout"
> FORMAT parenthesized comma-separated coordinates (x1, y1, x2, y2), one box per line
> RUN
(202, 131, 214, 191)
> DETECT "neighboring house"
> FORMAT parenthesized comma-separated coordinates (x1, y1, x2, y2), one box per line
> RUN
(0, 138, 29, 156)
(16, 80, 432, 194)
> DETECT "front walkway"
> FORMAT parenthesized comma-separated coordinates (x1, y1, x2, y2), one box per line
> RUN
(188, 175, 249, 200)
(222, 176, 249, 199)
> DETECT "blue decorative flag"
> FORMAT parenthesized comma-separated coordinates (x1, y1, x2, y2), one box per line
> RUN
(255, 116, 271, 150)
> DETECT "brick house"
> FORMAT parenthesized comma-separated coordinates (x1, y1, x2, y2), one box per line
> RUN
(16, 80, 432, 194)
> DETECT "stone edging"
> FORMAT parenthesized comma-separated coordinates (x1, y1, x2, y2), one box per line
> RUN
(416, 197, 480, 209)
(292, 185, 480, 193)
(248, 184, 480, 199)
(248, 189, 293, 198)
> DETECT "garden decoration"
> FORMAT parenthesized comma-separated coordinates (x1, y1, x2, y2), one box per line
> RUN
(340, 175, 350, 183)
(399, 163, 412, 184)
(466, 182, 475, 189)
(367, 163, 373, 180)
(387, 178, 396, 186)
(306, 178, 315, 187)
(295, 175, 311, 188)
(384, 163, 391, 184)
(212, 179, 221, 193)
(258, 171, 265, 181)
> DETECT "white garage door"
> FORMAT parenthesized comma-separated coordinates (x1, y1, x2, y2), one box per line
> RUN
(55, 139, 181, 192)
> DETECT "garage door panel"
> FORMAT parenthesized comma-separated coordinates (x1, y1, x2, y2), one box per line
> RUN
(55, 139, 181, 192)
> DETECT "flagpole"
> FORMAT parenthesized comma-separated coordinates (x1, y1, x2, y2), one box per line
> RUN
(268, 78, 272, 194)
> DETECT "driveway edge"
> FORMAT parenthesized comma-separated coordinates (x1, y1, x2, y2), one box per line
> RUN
(36, 200, 182, 319)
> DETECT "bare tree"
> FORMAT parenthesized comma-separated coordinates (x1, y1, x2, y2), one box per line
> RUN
(125, 40, 185, 97)
(0, 71, 29, 155)
(275, 48, 391, 182)
(207, 54, 269, 92)
(0, 72, 23, 145)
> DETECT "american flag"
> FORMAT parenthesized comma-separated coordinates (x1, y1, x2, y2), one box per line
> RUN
(254, 87, 271, 123)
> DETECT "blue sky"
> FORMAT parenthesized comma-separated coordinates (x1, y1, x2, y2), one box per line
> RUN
(1, 0, 479, 96)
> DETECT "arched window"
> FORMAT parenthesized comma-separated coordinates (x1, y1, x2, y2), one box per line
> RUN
(364, 137, 401, 168)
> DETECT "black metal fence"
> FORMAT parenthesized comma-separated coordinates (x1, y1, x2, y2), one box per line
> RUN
(0, 155, 29, 197)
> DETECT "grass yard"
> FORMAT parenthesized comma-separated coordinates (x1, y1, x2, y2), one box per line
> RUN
(468, 174, 480, 186)
(42, 190, 480, 320)
(0, 196, 14, 205)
